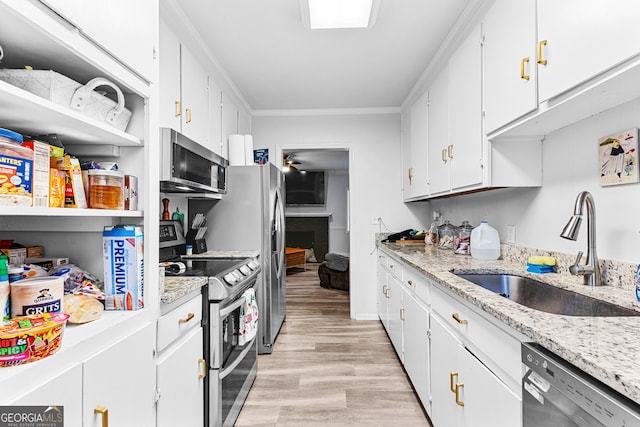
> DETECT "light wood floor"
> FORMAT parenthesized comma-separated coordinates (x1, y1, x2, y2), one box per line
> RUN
(235, 264, 432, 427)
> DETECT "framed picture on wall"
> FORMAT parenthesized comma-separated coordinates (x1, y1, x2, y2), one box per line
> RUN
(598, 128, 638, 186)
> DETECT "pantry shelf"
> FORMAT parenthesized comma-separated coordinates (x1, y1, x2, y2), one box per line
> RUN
(0, 81, 143, 147)
(0, 206, 143, 217)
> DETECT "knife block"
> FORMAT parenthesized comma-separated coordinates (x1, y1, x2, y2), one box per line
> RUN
(186, 229, 207, 254)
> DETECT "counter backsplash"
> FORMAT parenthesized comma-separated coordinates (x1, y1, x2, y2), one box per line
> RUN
(376, 233, 637, 291)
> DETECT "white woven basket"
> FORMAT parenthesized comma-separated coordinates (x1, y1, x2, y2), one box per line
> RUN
(0, 69, 132, 132)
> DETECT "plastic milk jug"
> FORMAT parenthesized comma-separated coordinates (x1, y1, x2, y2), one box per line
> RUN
(470, 221, 500, 260)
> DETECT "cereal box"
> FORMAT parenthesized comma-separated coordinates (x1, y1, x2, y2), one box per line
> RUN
(102, 225, 143, 311)
(22, 140, 51, 208)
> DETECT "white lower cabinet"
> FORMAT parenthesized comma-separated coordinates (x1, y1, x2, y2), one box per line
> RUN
(401, 287, 430, 413)
(156, 328, 204, 427)
(10, 364, 83, 421)
(377, 255, 389, 332)
(84, 323, 156, 427)
(387, 274, 404, 359)
(155, 294, 204, 427)
(430, 315, 521, 427)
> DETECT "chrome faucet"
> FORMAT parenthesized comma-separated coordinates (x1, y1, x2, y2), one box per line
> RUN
(560, 191, 602, 286)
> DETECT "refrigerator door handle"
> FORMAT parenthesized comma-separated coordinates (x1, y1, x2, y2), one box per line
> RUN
(273, 186, 285, 279)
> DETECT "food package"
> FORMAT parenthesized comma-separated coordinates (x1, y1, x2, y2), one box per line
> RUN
(21, 140, 51, 208)
(25, 257, 68, 270)
(63, 294, 104, 324)
(49, 168, 65, 208)
(0, 312, 69, 367)
(102, 225, 143, 310)
(47, 264, 105, 301)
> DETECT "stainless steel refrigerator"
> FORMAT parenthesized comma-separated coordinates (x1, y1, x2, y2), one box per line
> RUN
(205, 163, 286, 354)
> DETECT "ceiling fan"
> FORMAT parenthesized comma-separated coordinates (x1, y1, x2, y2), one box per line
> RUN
(283, 155, 301, 171)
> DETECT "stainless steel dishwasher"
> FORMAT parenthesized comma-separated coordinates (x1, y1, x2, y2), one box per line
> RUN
(522, 343, 640, 426)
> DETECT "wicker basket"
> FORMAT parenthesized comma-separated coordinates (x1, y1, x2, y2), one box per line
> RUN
(0, 69, 132, 132)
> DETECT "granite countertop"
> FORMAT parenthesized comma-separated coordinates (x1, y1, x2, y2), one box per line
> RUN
(378, 242, 640, 404)
(161, 276, 208, 305)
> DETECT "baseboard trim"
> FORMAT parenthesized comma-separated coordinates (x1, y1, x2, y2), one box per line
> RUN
(354, 313, 379, 321)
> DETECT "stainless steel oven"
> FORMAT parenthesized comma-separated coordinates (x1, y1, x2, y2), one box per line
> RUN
(522, 342, 640, 427)
(210, 282, 259, 427)
(159, 220, 260, 427)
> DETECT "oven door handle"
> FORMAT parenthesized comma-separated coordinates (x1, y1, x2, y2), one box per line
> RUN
(219, 337, 256, 380)
(220, 292, 248, 317)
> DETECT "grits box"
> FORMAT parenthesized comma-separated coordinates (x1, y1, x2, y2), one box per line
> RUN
(102, 225, 143, 311)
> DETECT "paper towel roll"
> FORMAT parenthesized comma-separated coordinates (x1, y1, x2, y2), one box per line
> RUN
(228, 134, 245, 166)
(244, 135, 254, 165)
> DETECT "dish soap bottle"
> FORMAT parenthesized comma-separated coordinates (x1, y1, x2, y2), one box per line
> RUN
(172, 207, 184, 228)
(0, 254, 9, 321)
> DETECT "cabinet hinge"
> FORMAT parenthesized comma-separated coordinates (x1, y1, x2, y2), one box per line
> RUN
(153, 389, 161, 405)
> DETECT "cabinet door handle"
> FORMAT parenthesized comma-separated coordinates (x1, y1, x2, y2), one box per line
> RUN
(408, 167, 413, 185)
(447, 144, 454, 159)
(179, 313, 195, 324)
(198, 358, 207, 380)
(452, 313, 468, 325)
(94, 405, 109, 427)
(174, 100, 181, 117)
(185, 107, 192, 123)
(455, 383, 465, 407)
(537, 40, 548, 65)
(520, 57, 530, 80)
(400, 307, 405, 321)
(407, 279, 413, 287)
(450, 371, 458, 393)
(441, 148, 447, 163)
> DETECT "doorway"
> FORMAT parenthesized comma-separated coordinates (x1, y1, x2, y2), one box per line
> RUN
(276, 145, 352, 294)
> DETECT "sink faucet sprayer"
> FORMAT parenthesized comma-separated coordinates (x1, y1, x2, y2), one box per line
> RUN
(560, 191, 602, 286)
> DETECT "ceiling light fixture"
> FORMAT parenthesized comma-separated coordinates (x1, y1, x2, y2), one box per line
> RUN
(301, 0, 379, 30)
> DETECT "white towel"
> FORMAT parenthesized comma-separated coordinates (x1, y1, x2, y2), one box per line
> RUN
(238, 287, 259, 346)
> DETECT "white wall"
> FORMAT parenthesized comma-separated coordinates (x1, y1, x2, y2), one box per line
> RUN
(253, 113, 431, 319)
(427, 97, 640, 265)
(285, 169, 350, 255)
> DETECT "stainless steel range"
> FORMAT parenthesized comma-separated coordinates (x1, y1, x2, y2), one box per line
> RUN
(160, 220, 260, 427)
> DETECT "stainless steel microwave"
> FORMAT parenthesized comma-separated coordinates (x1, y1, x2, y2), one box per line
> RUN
(160, 128, 227, 194)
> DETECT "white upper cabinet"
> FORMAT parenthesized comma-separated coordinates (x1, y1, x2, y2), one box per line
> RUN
(448, 24, 483, 192)
(537, 0, 640, 103)
(208, 80, 223, 157)
(159, 20, 209, 146)
(405, 91, 429, 199)
(159, 20, 182, 132)
(38, 0, 157, 81)
(483, 0, 537, 135)
(426, 65, 450, 196)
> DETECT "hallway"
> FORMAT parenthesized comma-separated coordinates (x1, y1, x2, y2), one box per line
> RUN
(235, 264, 432, 426)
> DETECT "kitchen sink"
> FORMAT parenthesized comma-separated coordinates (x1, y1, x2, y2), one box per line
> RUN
(453, 273, 640, 317)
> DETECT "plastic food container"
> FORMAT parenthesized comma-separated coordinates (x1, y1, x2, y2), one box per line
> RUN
(0, 128, 33, 207)
(88, 170, 124, 209)
(10, 276, 64, 318)
(0, 312, 70, 367)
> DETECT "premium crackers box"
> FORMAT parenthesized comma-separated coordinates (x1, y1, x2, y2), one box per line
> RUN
(102, 225, 144, 310)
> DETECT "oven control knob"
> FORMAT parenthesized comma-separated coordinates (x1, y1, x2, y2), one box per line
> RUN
(240, 265, 251, 275)
(224, 272, 238, 285)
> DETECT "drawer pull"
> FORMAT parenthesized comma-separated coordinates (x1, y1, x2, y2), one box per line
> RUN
(198, 358, 207, 380)
(174, 100, 181, 117)
(450, 371, 458, 393)
(179, 313, 195, 324)
(520, 57, 530, 80)
(94, 405, 109, 427)
(537, 39, 548, 65)
(455, 383, 465, 406)
(452, 313, 468, 325)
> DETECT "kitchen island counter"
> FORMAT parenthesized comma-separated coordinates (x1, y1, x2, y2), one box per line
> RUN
(378, 242, 640, 404)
